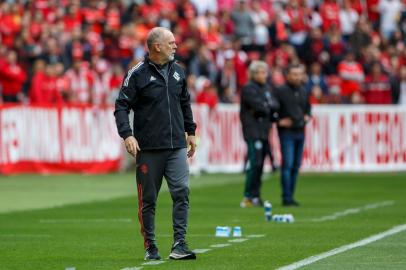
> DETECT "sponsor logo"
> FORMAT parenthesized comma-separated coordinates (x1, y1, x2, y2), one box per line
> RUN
(173, 71, 180, 81)
(139, 164, 148, 174)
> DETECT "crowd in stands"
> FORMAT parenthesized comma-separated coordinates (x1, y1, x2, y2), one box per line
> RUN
(1, 0, 406, 107)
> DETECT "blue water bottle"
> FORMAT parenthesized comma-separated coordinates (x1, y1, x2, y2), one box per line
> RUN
(264, 201, 272, 222)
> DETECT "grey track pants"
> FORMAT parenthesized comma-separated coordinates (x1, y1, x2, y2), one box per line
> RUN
(135, 148, 189, 248)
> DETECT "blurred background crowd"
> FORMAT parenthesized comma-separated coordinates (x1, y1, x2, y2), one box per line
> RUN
(1, 0, 406, 107)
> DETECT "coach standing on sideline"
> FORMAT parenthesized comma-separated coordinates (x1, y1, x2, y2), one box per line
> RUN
(240, 61, 279, 208)
(114, 27, 197, 261)
(274, 64, 311, 207)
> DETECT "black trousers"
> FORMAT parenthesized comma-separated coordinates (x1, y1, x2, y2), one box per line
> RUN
(243, 139, 269, 199)
(136, 148, 189, 248)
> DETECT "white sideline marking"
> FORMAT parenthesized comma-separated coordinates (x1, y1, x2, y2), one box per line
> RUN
(121, 267, 143, 270)
(228, 238, 248, 243)
(311, 201, 394, 222)
(193, 249, 211, 253)
(39, 218, 132, 223)
(141, 261, 166, 266)
(210, 244, 231, 248)
(65, 268, 76, 270)
(247, 234, 266, 238)
(276, 224, 406, 270)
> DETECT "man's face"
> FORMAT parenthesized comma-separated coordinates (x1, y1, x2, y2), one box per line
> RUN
(158, 32, 177, 62)
(286, 67, 304, 86)
(253, 67, 268, 85)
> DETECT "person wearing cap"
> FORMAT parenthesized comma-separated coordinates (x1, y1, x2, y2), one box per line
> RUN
(114, 27, 197, 261)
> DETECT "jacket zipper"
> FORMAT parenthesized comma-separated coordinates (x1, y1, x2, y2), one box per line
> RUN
(150, 62, 174, 149)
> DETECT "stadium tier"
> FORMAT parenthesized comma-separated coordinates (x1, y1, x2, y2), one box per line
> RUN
(0, 0, 405, 105)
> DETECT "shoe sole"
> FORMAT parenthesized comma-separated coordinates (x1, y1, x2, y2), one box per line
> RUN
(144, 257, 162, 261)
(169, 253, 196, 260)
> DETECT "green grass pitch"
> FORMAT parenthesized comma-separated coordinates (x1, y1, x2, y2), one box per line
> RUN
(0, 172, 405, 270)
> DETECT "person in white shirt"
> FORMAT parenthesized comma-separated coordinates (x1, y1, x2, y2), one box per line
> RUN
(340, 0, 359, 39)
(379, 0, 404, 39)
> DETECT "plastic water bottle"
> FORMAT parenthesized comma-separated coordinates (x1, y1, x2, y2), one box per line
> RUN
(232, 226, 242, 237)
(215, 226, 231, 237)
(285, 214, 295, 223)
(264, 201, 272, 222)
(272, 214, 281, 222)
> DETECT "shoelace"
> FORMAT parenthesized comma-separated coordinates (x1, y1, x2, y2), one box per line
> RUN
(174, 241, 189, 252)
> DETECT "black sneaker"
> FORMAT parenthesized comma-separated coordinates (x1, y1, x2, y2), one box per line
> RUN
(282, 200, 300, 207)
(145, 243, 161, 260)
(169, 240, 196, 260)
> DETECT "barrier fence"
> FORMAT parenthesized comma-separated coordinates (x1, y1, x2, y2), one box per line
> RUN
(0, 104, 405, 174)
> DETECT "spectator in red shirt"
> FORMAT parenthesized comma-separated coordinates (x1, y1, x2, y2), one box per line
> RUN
(366, 0, 380, 26)
(29, 11, 45, 41)
(90, 56, 111, 105)
(107, 64, 124, 104)
(63, 3, 82, 33)
(54, 62, 70, 102)
(363, 61, 393, 104)
(29, 59, 45, 103)
(0, 50, 27, 103)
(64, 59, 94, 104)
(282, 0, 309, 56)
(232, 39, 249, 91)
(337, 50, 364, 103)
(320, 0, 341, 32)
(105, 4, 121, 32)
(196, 79, 219, 109)
(30, 63, 63, 105)
(0, 2, 23, 48)
(81, 0, 105, 34)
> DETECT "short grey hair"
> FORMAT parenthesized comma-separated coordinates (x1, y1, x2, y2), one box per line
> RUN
(248, 60, 268, 80)
(146, 27, 169, 49)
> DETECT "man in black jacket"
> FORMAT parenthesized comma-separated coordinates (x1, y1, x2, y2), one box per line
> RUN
(114, 27, 197, 261)
(274, 64, 311, 207)
(240, 60, 279, 208)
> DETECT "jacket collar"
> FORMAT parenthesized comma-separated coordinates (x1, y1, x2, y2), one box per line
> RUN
(144, 54, 176, 69)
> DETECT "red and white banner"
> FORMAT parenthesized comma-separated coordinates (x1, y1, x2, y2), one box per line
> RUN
(302, 106, 406, 172)
(1, 104, 405, 174)
(0, 105, 122, 174)
(189, 104, 406, 173)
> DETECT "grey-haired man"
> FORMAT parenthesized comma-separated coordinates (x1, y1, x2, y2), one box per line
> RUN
(114, 27, 197, 261)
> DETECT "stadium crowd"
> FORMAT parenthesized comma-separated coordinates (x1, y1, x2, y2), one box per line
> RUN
(1, 0, 406, 106)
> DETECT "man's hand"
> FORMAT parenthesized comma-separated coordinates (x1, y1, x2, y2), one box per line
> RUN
(278, 117, 293, 128)
(186, 135, 197, 158)
(124, 136, 140, 158)
(304, 114, 311, 124)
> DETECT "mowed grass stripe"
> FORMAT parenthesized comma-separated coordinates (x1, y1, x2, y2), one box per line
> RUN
(277, 224, 406, 270)
(0, 173, 245, 214)
(300, 229, 406, 270)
